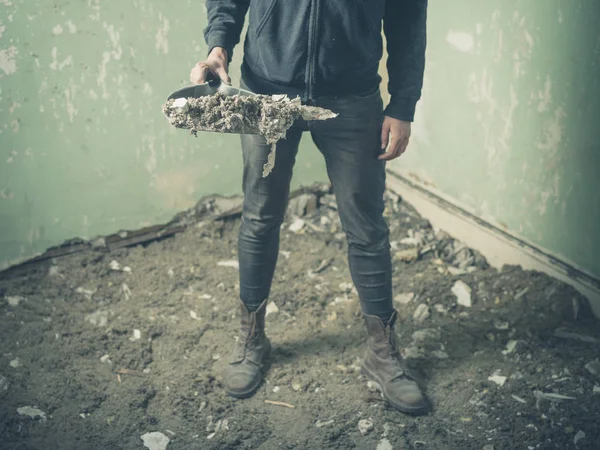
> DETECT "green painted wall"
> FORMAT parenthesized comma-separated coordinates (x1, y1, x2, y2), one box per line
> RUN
(0, 0, 327, 269)
(2, 0, 599, 281)
(388, 1, 600, 279)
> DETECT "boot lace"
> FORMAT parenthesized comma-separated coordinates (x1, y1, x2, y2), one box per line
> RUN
(385, 326, 411, 382)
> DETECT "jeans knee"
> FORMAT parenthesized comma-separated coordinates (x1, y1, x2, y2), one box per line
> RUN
(240, 212, 283, 240)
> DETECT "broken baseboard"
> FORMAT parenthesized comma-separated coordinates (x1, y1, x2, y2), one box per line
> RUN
(386, 170, 600, 319)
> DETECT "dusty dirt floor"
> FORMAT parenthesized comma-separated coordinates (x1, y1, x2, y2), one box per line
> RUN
(0, 186, 599, 450)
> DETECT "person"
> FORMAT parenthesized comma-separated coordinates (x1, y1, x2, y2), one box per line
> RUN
(191, 0, 428, 415)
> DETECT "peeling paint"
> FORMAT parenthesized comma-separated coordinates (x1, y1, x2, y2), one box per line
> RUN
(0, 46, 18, 75)
(446, 30, 475, 53)
(537, 107, 566, 155)
(49, 47, 73, 71)
(537, 76, 552, 113)
(155, 15, 170, 55)
(65, 20, 77, 33)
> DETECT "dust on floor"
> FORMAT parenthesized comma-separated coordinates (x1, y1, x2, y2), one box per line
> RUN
(0, 187, 598, 450)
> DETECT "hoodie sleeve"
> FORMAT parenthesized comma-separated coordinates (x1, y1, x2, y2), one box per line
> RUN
(204, 0, 250, 61)
(383, 0, 428, 122)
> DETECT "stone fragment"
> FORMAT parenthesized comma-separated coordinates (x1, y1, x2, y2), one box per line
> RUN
(452, 280, 472, 307)
(358, 419, 374, 436)
(413, 304, 430, 323)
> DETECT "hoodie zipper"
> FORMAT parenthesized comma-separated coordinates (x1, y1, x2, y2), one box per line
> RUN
(306, 0, 319, 103)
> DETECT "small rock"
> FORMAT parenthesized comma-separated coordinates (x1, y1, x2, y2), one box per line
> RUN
(292, 382, 303, 392)
(494, 321, 510, 330)
(123, 266, 132, 273)
(382, 423, 391, 438)
(315, 419, 335, 428)
(109, 260, 122, 271)
(141, 431, 170, 450)
(121, 283, 132, 300)
(593, 385, 600, 394)
(212, 354, 221, 361)
(585, 360, 600, 378)
(394, 292, 415, 305)
(167, 268, 174, 278)
(432, 350, 449, 359)
(6, 296, 24, 307)
(217, 260, 239, 269)
(266, 302, 279, 316)
(339, 282, 354, 292)
(395, 247, 419, 263)
(100, 354, 112, 364)
(413, 304, 430, 323)
(433, 304, 448, 314)
(130, 329, 141, 341)
(90, 237, 107, 249)
(358, 418, 374, 436)
(76, 287, 96, 301)
(573, 430, 586, 445)
(511, 395, 527, 404)
(331, 296, 352, 306)
(488, 373, 507, 386)
(367, 381, 380, 392)
(377, 439, 393, 450)
(85, 310, 109, 327)
(17, 406, 47, 422)
(502, 340, 518, 355)
(0, 375, 9, 396)
(190, 311, 198, 320)
(272, 386, 280, 393)
(10, 358, 22, 368)
(172, 97, 188, 109)
(289, 218, 305, 233)
(447, 267, 467, 276)
(452, 280, 472, 307)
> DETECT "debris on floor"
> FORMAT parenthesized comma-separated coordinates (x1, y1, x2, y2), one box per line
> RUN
(0, 185, 598, 449)
(16, 406, 47, 422)
(141, 431, 170, 450)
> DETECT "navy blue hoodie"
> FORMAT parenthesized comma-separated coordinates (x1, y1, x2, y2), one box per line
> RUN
(204, 0, 427, 122)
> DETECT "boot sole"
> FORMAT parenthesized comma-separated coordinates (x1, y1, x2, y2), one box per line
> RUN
(361, 365, 429, 415)
(226, 342, 272, 399)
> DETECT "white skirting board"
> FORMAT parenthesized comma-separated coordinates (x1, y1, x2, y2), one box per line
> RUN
(386, 171, 600, 319)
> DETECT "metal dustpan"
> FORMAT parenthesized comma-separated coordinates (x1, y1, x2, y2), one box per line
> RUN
(166, 79, 255, 102)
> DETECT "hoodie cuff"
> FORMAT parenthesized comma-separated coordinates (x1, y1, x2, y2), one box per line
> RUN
(384, 96, 419, 122)
(206, 30, 234, 62)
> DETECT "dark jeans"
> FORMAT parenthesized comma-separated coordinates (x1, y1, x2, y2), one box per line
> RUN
(238, 87, 393, 320)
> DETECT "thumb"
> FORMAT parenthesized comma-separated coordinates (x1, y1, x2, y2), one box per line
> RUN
(381, 120, 391, 150)
(216, 66, 231, 85)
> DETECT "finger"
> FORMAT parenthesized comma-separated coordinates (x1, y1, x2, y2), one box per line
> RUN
(215, 65, 232, 85)
(378, 138, 401, 161)
(381, 121, 391, 150)
(190, 63, 210, 84)
(397, 137, 410, 156)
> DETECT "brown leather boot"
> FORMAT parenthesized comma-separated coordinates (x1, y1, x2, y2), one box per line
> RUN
(361, 311, 428, 414)
(225, 299, 271, 399)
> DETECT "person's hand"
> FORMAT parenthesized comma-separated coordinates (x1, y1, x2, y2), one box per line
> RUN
(379, 116, 411, 161)
(190, 47, 231, 85)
